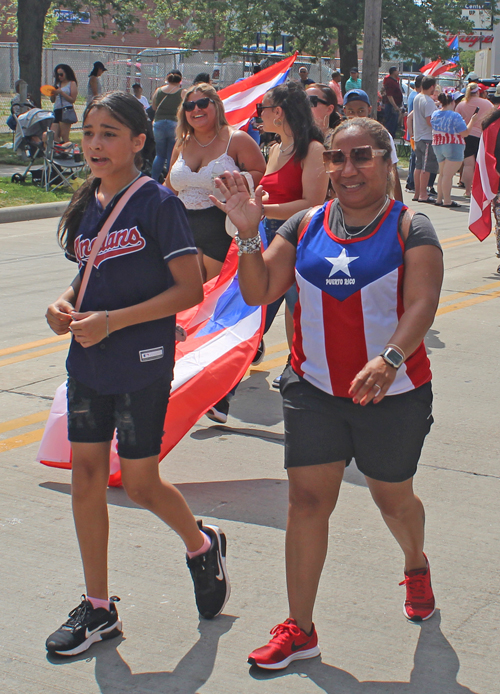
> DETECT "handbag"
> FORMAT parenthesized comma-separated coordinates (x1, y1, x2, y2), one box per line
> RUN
(61, 106, 77, 124)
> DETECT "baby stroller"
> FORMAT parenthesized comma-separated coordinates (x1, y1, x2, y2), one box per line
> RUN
(11, 108, 54, 184)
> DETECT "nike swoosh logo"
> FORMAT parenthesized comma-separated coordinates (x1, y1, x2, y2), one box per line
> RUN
(85, 624, 107, 639)
(291, 638, 312, 652)
(215, 553, 224, 581)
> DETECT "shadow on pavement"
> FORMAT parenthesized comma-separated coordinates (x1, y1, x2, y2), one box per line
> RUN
(249, 611, 477, 693)
(191, 424, 284, 445)
(41, 464, 368, 530)
(425, 328, 445, 351)
(47, 615, 237, 694)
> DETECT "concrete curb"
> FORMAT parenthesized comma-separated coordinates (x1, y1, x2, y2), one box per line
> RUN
(0, 200, 69, 224)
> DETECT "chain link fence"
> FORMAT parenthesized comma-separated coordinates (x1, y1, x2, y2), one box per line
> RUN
(0, 42, 336, 134)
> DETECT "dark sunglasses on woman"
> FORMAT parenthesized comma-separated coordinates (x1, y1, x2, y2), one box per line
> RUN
(255, 103, 275, 118)
(308, 95, 328, 107)
(323, 145, 387, 172)
(182, 97, 214, 112)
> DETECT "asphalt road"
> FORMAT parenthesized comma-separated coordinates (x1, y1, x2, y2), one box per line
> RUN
(0, 185, 499, 694)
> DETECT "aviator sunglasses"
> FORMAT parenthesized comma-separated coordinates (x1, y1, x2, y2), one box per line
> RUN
(182, 97, 214, 112)
(308, 95, 328, 107)
(323, 145, 387, 172)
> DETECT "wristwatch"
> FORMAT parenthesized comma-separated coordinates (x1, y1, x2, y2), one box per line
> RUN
(380, 346, 404, 369)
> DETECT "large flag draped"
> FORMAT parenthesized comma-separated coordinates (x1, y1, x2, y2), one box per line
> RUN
(37, 239, 266, 487)
(219, 52, 298, 130)
(469, 116, 500, 241)
(420, 59, 457, 77)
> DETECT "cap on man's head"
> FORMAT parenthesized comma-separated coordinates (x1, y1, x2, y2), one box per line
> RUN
(93, 61, 107, 72)
(343, 89, 370, 107)
(452, 90, 464, 101)
(466, 71, 479, 81)
(299, 66, 308, 73)
(477, 83, 488, 92)
(332, 70, 343, 78)
(350, 67, 359, 74)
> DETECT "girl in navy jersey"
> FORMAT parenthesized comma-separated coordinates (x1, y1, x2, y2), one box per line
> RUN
(44, 92, 230, 657)
(211, 118, 443, 670)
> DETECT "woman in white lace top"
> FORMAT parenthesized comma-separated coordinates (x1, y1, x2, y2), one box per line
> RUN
(166, 83, 265, 281)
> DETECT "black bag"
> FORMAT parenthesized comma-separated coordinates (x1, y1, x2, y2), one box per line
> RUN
(61, 106, 77, 124)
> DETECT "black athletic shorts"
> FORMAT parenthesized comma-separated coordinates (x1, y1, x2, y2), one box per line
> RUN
(464, 135, 480, 160)
(67, 374, 172, 459)
(280, 365, 433, 483)
(186, 206, 232, 263)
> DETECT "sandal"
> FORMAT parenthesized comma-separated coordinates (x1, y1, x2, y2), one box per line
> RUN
(418, 197, 436, 204)
(442, 201, 461, 208)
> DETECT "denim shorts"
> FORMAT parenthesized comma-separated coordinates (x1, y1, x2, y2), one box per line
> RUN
(67, 375, 172, 459)
(433, 143, 465, 163)
(280, 366, 433, 483)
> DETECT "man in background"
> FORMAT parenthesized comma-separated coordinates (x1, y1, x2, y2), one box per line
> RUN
(383, 66, 403, 137)
(345, 67, 362, 92)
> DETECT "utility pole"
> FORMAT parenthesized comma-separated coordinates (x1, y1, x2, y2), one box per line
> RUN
(362, 0, 383, 117)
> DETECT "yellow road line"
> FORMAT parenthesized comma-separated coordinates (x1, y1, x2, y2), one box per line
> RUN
(0, 428, 45, 453)
(0, 343, 68, 368)
(440, 233, 472, 244)
(439, 280, 500, 304)
(442, 239, 477, 250)
(0, 410, 50, 435)
(262, 341, 288, 357)
(0, 334, 70, 358)
(437, 288, 500, 316)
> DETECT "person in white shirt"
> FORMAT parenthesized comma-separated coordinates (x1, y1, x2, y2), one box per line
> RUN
(412, 76, 439, 203)
(132, 83, 150, 110)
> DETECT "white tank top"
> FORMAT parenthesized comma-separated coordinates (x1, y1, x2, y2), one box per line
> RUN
(169, 131, 239, 210)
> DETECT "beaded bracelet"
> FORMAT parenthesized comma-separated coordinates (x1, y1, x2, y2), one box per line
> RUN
(105, 310, 110, 338)
(234, 232, 261, 257)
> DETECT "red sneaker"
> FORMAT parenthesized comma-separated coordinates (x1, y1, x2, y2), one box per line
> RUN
(399, 554, 436, 622)
(248, 618, 320, 670)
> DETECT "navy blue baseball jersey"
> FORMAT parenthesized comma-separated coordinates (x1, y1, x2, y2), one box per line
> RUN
(66, 177, 197, 394)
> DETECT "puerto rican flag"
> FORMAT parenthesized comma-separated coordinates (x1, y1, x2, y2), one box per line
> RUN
(37, 239, 266, 486)
(469, 115, 500, 241)
(420, 58, 456, 77)
(219, 52, 298, 130)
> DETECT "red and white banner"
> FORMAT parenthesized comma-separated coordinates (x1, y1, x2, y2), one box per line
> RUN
(219, 52, 298, 130)
(420, 59, 457, 77)
(469, 116, 500, 241)
(37, 240, 266, 486)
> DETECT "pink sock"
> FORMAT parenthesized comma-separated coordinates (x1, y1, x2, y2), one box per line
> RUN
(186, 531, 211, 558)
(87, 596, 111, 611)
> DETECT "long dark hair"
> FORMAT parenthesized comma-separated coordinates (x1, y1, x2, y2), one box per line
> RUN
(54, 64, 77, 86)
(482, 106, 500, 130)
(58, 92, 150, 255)
(267, 81, 324, 161)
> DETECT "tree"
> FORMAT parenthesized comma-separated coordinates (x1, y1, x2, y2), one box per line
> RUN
(150, 0, 283, 57)
(7, 1, 146, 106)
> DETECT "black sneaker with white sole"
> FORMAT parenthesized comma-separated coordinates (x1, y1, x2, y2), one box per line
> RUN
(45, 596, 122, 656)
(187, 520, 230, 619)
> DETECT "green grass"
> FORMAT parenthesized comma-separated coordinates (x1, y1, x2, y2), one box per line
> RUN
(0, 176, 72, 208)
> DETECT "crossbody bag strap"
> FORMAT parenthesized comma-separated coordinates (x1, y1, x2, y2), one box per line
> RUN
(75, 176, 152, 311)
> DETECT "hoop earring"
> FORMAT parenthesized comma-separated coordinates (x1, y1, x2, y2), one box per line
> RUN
(273, 118, 282, 127)
(323, 114, 329, 127)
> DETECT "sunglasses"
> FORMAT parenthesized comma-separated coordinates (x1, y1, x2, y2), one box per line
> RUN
(182, 97, 214, 112)
(323, 146, 387, 172)
(308, 95, 328, 107)
(57, 72, 65, 77)
(255, 103, 274, 118)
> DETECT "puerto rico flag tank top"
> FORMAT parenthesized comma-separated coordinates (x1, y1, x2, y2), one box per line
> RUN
(291, 198, 431, 398)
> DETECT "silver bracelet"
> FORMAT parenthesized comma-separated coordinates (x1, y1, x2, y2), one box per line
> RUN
(105, 310, 110, 338)
(234, 232, 261, 256)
